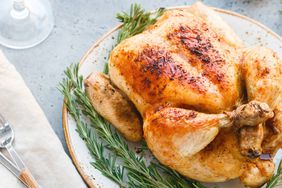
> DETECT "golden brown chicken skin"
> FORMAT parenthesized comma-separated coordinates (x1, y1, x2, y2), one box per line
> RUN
(109, 8, 242, 116)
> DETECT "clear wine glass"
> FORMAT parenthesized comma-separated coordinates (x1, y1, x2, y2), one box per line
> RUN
(0, 0, 54, 49)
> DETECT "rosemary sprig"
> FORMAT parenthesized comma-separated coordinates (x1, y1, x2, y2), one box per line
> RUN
(116, 4, 165, 43)
(266, 160, 282, 188)
(59, 74, 126, 187)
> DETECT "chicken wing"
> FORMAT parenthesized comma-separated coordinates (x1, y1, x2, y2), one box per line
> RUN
(84, 72, 143, 142)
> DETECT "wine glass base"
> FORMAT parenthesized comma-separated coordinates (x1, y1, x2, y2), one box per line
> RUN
(0, 0, 54, 49)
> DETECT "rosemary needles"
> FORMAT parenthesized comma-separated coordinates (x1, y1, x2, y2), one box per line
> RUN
(116, 4, 164, 43)
(59, 65, 126, 187)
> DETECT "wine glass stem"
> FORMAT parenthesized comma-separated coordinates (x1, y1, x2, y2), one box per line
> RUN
(11, 0, 29, 19)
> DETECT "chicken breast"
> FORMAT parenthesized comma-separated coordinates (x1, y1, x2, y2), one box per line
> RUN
(109, 3, 242, 116)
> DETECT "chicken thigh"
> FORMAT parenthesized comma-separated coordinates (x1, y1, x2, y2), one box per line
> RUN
(86, 2, 282, 187)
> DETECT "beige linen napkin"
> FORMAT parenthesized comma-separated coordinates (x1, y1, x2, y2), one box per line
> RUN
(0, 50, 86, 188)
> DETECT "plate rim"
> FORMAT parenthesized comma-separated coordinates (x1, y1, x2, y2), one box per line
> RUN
(62, 6, 282, 188)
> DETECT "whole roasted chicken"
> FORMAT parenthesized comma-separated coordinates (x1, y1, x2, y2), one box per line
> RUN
(84, 2, 282, 187)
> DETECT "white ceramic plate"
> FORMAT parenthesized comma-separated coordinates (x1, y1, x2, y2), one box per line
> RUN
(63, 6, 282, 188)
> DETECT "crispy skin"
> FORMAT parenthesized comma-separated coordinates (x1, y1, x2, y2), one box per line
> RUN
(107, 2, 281, 187)
(84, 72, 143, 142)
(185, 2, 244, 49)
(240, 160, 275, 187)
(144, 107, 242, 182)
(144, 107, 230, 158)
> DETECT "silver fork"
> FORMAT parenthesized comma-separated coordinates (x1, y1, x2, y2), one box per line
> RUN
(0, 114, 40, 188)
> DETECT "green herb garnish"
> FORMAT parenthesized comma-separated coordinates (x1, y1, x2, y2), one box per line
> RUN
(116, 4, 164, 43)
(59, 66, 126, 187)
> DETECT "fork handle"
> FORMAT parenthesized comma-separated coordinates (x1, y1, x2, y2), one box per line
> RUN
(20, 168, 40, 188)
(6, 145, 25, 170)
(6, 146, 40, 188)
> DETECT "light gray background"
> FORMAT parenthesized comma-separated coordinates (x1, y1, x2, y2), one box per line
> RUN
(1, 0, 281, 151)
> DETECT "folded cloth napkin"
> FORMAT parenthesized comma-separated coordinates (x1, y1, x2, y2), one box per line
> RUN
(0, 50, 86, 188)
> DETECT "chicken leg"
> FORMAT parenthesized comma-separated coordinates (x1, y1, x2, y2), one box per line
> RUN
(143, 101, 272, 183)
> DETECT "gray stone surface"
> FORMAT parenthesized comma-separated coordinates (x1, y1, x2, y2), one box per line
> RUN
(0, 0, 281, 151)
